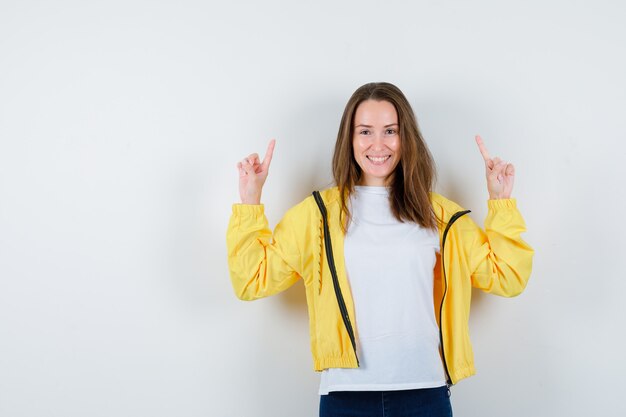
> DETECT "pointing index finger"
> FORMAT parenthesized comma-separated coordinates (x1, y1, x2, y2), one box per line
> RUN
(261, 139, 276, 170)
(475, 135, 491, 163)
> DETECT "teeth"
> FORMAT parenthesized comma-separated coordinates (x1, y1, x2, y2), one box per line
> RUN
(368, 156, 389, 163)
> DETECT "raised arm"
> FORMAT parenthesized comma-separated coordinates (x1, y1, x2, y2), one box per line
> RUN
(469, 135, 533, 296)
(468, 199, 534, 297)
(228, 139, 303, 300)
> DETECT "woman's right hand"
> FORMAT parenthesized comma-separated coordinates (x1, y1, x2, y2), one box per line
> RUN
(237, 139, 275, 204)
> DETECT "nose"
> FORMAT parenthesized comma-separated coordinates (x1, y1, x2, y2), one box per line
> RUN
(371, 132, 386, 149)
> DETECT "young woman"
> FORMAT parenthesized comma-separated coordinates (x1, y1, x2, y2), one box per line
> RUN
(227, 82, 533, 417)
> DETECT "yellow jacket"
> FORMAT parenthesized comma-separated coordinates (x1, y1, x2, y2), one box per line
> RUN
(226, 187, 533, 385)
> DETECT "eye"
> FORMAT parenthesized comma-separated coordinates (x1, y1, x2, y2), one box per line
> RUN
(359, 129, 371, 135)
(385, 128, 397, 135)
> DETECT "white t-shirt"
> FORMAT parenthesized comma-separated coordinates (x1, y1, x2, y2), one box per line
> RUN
(319, 186, 446, 395)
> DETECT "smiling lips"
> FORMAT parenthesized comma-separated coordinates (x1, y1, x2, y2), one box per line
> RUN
(366, 155, 392, 165)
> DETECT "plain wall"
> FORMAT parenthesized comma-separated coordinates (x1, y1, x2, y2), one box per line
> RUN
(1, 0, 625, 416)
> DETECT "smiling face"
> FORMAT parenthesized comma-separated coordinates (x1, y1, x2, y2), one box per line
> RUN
(352, 99, 401, 186)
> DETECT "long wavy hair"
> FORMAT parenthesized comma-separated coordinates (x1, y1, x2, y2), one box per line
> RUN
(332, 82, 437, 231)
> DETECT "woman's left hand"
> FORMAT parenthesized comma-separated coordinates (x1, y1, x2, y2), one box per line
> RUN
(476, 135, 515, 199)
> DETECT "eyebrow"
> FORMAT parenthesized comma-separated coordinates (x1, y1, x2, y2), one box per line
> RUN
(354, 123, 399, 128)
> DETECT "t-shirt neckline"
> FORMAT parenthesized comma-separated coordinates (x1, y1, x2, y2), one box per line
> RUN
(354, 185, 390, 195)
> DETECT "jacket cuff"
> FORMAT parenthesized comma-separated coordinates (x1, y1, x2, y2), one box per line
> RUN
(487, 198, 517, 210)
(232, 204, 265, 217)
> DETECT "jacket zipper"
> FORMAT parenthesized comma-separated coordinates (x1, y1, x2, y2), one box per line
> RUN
(439, 209, 471, 385)
(312, 191, 360, 366)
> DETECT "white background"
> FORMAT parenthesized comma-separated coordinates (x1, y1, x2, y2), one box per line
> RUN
(1, 0, 625, 416)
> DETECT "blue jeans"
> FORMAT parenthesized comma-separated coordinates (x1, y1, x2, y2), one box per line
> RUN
(319, 386, 453, 417)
